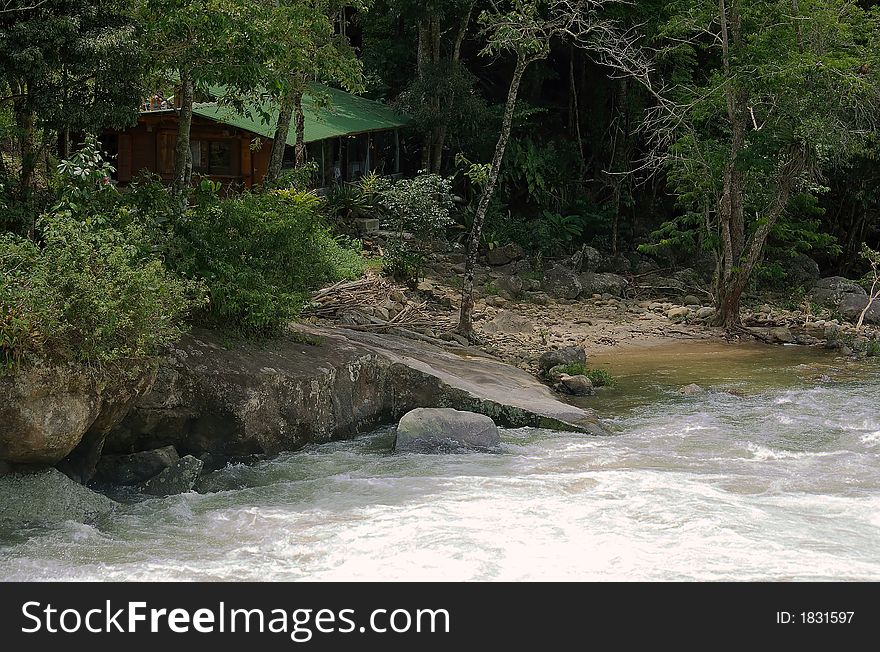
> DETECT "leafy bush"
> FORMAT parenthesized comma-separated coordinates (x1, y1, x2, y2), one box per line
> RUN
(557, 362, 616, 388)
(1, 214, 201, 370)
(380, 173, 454, 235)
(170, 189, 364, 336)
(379, 174, 454, 286)
(1, 141, 202, 370)
(264, 161, 320, 191)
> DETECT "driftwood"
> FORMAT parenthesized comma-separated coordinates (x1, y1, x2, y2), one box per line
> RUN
(306, 275, 451, 333)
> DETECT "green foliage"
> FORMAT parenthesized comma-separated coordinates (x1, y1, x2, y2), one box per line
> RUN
(381, 240, 424, 289)
(398, 59, 489, 153)
(0, 213, 200, 370)
(325, 183, 371, 220)
(380, 173, 454, 235)
(263, 161, 320, 191)
(557, 362, 616, 388)
(170, 189, 364, 336)
(379, 174, 455, 286)
(498, 137, 581, 211)
(52, 136, 118, 214)
(648, 0, 880, 300)
(0, 0, 147, 133)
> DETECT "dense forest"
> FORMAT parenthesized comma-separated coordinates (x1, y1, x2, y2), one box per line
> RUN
(2, 0, 880, 369)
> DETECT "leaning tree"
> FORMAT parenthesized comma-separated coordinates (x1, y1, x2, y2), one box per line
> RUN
(646, 0, 880, 330)
(455, 0, 649, 337)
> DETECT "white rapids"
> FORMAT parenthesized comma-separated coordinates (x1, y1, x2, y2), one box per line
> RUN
(2, 344, 879, 581)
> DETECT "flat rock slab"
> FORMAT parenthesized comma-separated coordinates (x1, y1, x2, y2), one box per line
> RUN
(108, 326, 607, 457)
(335, 328, 607, 436)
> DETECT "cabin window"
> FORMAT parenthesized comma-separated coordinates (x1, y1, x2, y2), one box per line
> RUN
(190, 139, 238, 176)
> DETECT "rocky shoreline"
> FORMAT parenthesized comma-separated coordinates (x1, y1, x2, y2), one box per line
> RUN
(1, 325, 607, 523)
(3, 245, 878, 524)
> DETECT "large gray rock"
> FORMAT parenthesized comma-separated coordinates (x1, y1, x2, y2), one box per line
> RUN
(0, 469, 116, 524)
(494, 275, 524, 299)
(839, 293, 880, 324)
(0, 363, 154, 480)
(603, 255, 632, 275)
(782, 253, 821, 290)
(538, 346, 586, 373)
(394, 408, 500, 452)
(809, 277, 879, 324)
(578, 246, 606, 272)
(810, 276, 866, 307)
(140, 455, 203, 496)
(482, 310, 535, 334)
(543, 264, 582, 299)
(485, 243, 524, 266)
(579, 272, 629, 298)
(94, 445, 180, 486)
(109, 328, 607, 456)
(0, 365, 100, 465)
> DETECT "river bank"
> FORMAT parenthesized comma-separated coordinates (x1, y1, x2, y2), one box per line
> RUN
(3, 248, 878, 525)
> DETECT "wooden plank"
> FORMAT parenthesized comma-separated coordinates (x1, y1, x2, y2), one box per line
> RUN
(157, 131, 175, 175)
(241, 138, 252, 187)
(117, 134, 132, 183)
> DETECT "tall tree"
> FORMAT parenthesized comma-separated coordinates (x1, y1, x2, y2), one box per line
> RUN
(456, 0, 648, 337)
(263, 0, 364, 186)
(139, 0, 268, 209)
(649, 0, 880, 329)
(0, 0, 145, 198)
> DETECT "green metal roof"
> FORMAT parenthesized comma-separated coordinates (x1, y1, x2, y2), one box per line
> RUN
(191, 84, 408, 144)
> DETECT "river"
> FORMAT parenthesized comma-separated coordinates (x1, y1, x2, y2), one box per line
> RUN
(1, 342, 878, 581)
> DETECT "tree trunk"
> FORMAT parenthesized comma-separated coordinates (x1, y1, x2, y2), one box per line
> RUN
(714, 0, 750, 328)
(293, 90, 306, 166)
(715, 278, 745, 330)
(13, 83, 36, 200)
(417, 20, 432, 171)
(428, 4, 474, 175)
(456, 56, 529, 337)
(431, 127, 444, 173)
(171, 70, 194, 211)
(569, 47, 585, 174)
(266, 89, 296, 186)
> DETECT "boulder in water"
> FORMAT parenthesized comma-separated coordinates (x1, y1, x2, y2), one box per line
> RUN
(95, 445, 180, 486)
(140, 455, 203, 496)
(559, 375, 594, 396)
(394, 408, 500, 453)
(0, 469, 116, 524)
(679, 383, 704, 395)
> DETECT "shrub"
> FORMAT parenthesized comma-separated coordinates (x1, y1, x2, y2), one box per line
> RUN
(380, 173, 454, 236)
(170, 189, 364, 336)
(1, 140, 202, 370)
(557, 362, 616, 388)
(1, 214, 201, 370)
(379, 174, 454, 286)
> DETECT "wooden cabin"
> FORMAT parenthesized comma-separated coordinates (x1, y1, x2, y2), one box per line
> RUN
(101, 84, 410, 189)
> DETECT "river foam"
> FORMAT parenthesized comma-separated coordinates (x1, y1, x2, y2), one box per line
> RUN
(2, 352, 879, 581)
